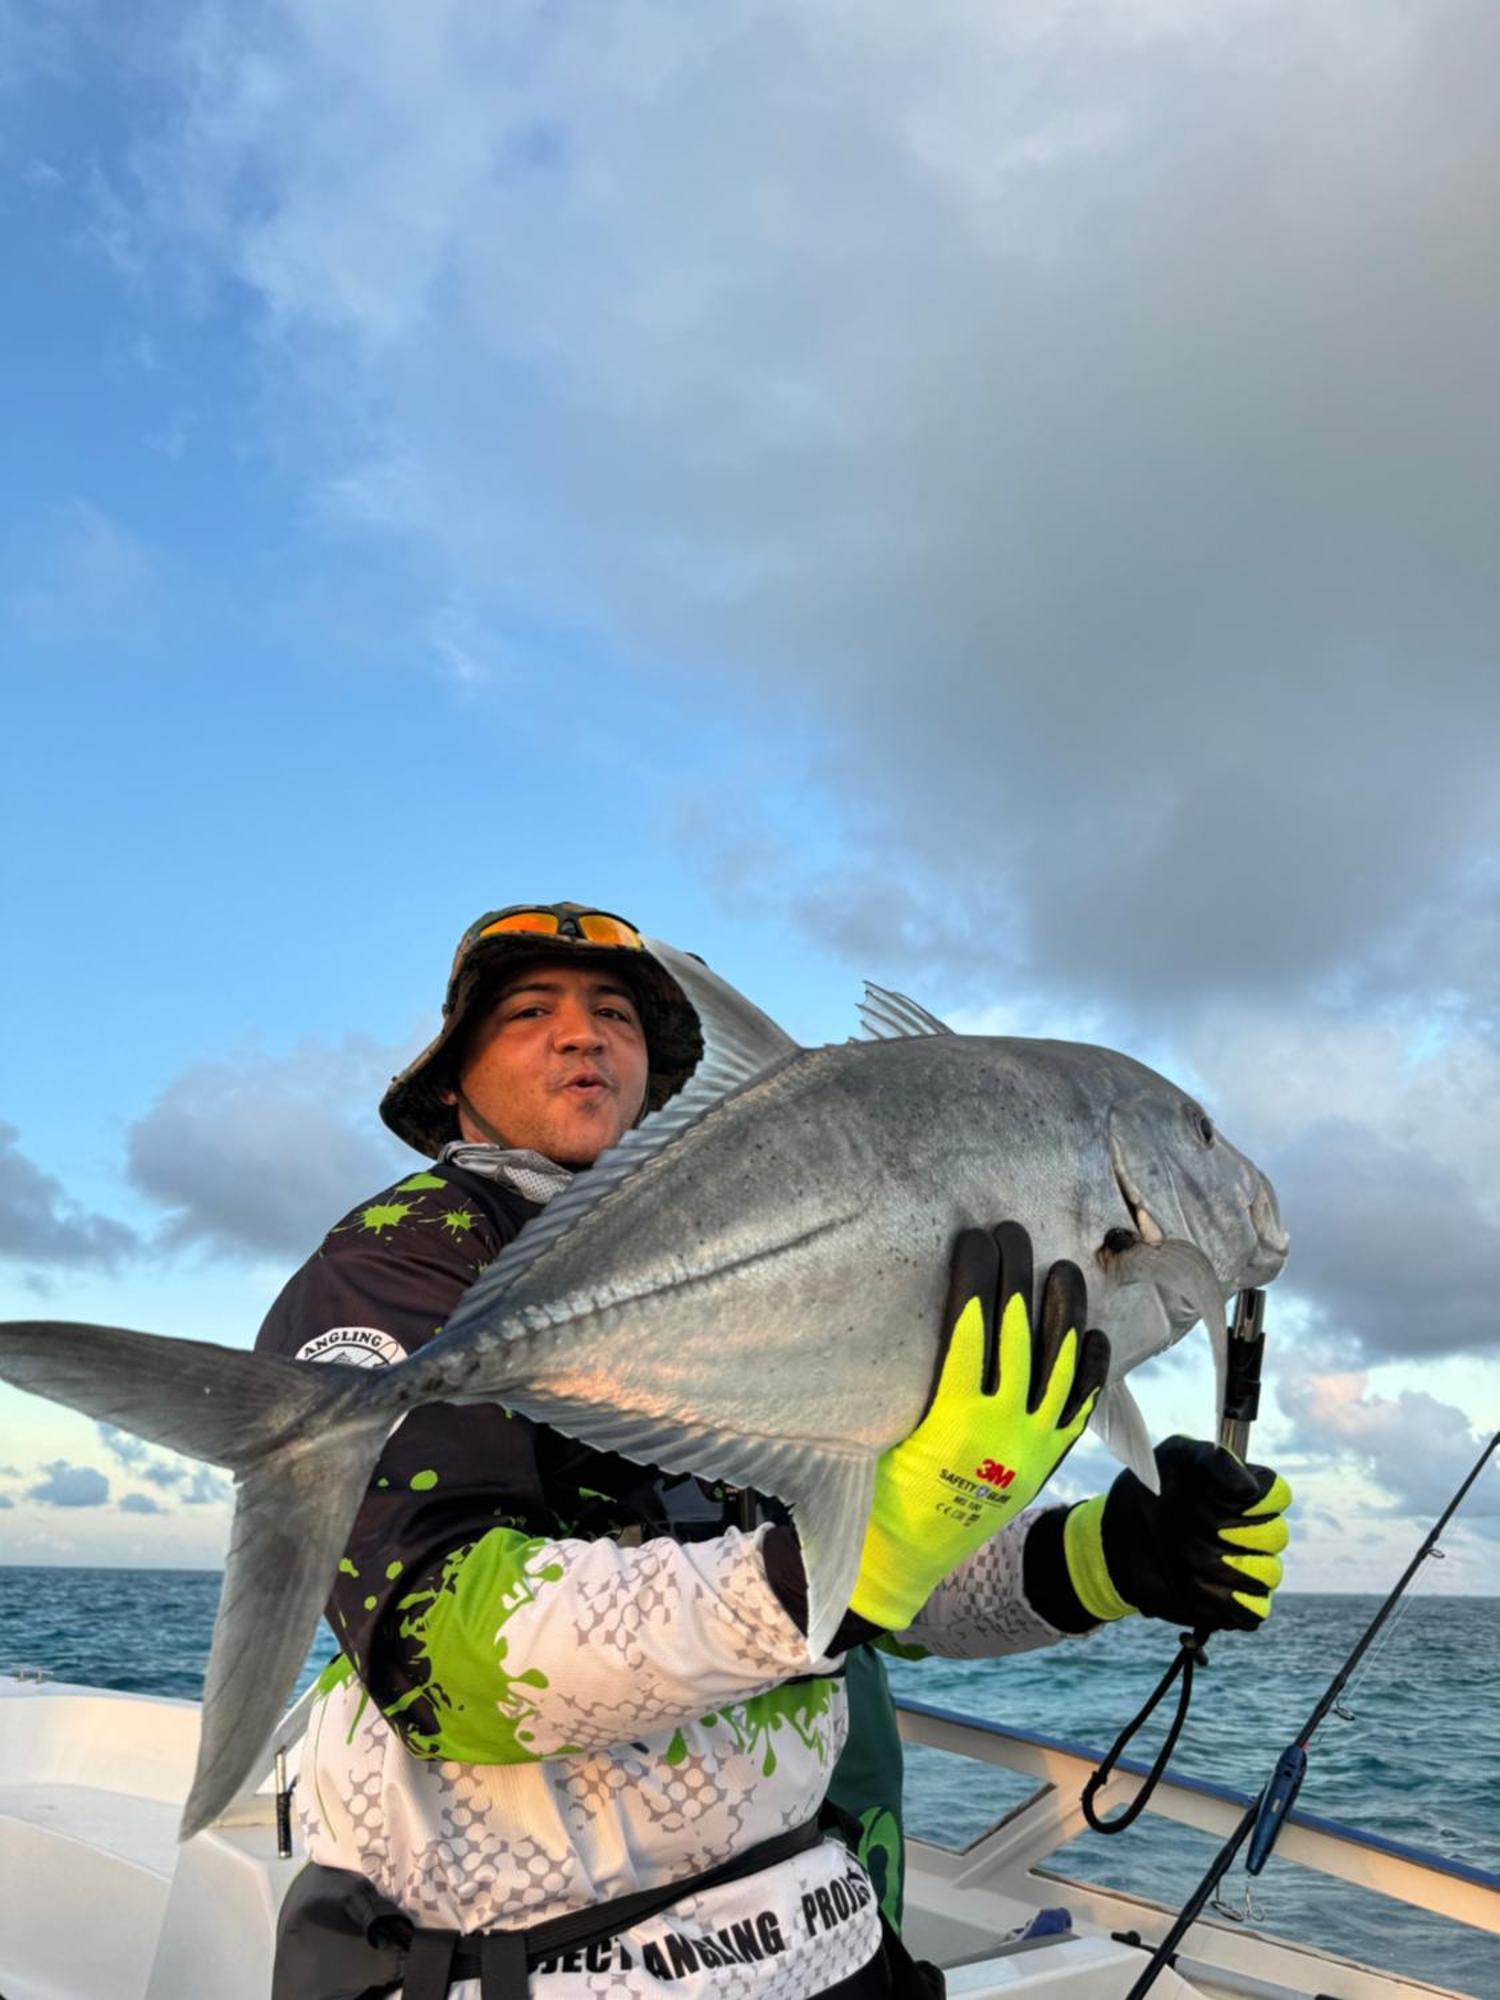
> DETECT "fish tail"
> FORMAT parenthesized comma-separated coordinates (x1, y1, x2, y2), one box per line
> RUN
(0, 1320, 398, 1838)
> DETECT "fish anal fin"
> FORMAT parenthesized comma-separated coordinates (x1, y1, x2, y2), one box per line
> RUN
(1090, 1379, 1161, 1494)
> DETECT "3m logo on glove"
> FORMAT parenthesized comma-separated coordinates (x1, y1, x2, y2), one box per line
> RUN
(976, 1459, 1016, 1490)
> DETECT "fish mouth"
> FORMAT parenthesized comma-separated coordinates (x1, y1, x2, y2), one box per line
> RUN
(1107, 1135, 1166, 1249)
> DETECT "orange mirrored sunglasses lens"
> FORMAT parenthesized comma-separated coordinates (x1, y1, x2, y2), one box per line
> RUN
(478, 911, 562, 938)
(576, 914, 644, 948)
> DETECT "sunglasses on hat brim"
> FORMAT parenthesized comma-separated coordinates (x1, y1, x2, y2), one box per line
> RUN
(471, 907, 646, 951)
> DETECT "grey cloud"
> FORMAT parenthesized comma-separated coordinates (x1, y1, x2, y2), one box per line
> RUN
(98, 1422, 191, 1491)
(28, 1459, 109, 1507)
(1186, 1013, 1500, 1366)
(181, 1465, 230, 1506)
(119, 1491, 163, 1515)
(1277, 1368, 1498, 1527)
(97, 1423, 147, 1467)
(1267, 1121, 1498, 1361)
(0, 1124, 137, 1270)
(0, 1495, 13, 1509)
(124, 0, 1500, 1019)
(126, 1035, 412, 1259)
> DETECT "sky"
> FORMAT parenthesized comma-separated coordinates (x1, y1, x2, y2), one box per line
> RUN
(1, 0, 1496, 1595)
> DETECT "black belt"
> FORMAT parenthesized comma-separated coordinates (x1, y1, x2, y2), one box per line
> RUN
(274, 1817, 825, 2000)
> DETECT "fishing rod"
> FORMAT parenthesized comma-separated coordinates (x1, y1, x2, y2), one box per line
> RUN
(1120, 1425, 1500, 2000)
(1081, 1287, 1268, 1835)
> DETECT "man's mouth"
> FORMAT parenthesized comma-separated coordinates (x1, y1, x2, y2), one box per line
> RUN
(559, 1070, 612, 1098)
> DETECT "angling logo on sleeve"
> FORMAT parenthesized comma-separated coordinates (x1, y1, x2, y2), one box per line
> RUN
(294, 1326, 408, 1368)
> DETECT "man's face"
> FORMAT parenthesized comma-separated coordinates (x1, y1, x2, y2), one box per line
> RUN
(450, 960, 650, 1166)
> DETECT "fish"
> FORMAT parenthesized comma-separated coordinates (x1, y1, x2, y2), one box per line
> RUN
(0, 941, 1287, 1838)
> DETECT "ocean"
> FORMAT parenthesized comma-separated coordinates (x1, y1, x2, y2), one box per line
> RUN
(1, 1571, 1495, 1996)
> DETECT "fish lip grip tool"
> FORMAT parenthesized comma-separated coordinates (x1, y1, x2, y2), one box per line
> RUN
(1219, 1287, 1266, 1461)
(1080, 1288, 1268, 1838)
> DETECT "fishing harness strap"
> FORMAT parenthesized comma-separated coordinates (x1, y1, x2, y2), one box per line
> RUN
(274, 1817, 825, 2000)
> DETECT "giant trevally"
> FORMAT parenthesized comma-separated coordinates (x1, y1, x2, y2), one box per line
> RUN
(0, 942, 1287, 1838)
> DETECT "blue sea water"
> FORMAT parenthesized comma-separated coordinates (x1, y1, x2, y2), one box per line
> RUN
(1, 1573, 1495, 1996)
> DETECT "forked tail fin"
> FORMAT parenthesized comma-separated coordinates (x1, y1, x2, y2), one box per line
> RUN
(0, 1321, 399, 1837)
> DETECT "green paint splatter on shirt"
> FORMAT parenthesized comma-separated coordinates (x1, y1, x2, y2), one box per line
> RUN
(703, 1679, 838, 1777)
(385, 1529, 576, 1763)
(410, 1469, 439, 1491)
(396, 1172, 448, 1192)
(386, 1561, 404, 1580)
(439, 1208, 477, 1236)
(358, 1200, 415, 1234)
(338, 1559, 359, 1577)
(314, 1655, 354, 1697)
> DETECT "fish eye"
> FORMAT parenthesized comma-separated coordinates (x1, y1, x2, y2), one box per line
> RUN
(1187, 1104, 1215, 1146)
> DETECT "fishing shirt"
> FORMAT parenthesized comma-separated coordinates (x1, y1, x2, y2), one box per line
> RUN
(254, 1155, 1073, 2000)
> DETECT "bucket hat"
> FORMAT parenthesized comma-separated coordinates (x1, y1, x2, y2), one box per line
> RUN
(380, 902, 704, 1157)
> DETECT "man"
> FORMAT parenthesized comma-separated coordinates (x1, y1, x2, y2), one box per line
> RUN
(263, 903, 1291, 2000)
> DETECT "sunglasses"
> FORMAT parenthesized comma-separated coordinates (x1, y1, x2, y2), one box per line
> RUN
(472, 906, 645, 951)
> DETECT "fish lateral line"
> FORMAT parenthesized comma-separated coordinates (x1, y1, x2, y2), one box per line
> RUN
(472, 1206, 869, 1346)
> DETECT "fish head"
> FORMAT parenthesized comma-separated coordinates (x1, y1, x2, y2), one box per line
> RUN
(1072, 1060, 1288, 1468)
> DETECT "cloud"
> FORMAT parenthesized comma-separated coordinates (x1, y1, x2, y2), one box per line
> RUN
(98, 1422, 189, 1492)
(125, 1034, 413, 1258)
(11, 498, 163, 639)
(1278, 1367, 1498, 1529)
(96, 1423, 229, 1505)
(0, 1123, 138, 1271)
(1179, 1012, 1500, 1364)
(0, 1495, 13, 1510)
(181, 1464, 231, 1505)
(28, 1459, 110, 1507)
(97, 1424, 148, 1467)
(116, 0, 1500, 1020)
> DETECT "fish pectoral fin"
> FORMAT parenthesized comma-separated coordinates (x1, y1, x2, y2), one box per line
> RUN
(857, 984, 953, 1040)
(1089, 1379, 1161, 1493)
(480, 1382, 875, 1663)
(795, 1454, 879, 1659)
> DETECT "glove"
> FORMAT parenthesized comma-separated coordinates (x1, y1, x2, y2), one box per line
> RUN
(849, 1222, 1110, 1631)
(1063, 1436, 1292, 1632)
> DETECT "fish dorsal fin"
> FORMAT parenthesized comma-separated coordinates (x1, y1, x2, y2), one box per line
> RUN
(858, 983, 953, 1040)
(443, 941, 802, 1323)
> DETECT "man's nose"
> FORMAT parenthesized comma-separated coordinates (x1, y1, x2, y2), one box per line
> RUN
(552, 1004, 605, 1052)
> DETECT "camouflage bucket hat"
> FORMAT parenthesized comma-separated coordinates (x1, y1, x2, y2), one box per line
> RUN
(379, 902, 705, 1158)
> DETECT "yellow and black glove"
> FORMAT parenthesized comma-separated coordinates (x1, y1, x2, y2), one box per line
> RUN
(1062, 1436, 1292, 1632)
(849, 1222, 1110, 1632)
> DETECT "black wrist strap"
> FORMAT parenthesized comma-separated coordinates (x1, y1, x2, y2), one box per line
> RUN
(1080, 1627, 1208, 1836)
